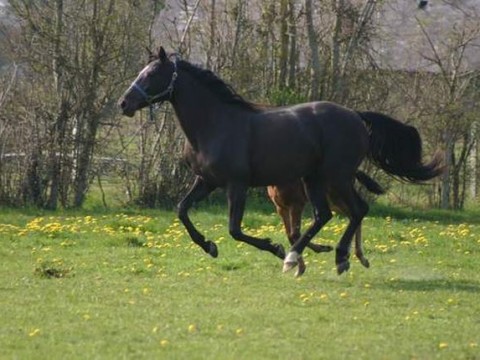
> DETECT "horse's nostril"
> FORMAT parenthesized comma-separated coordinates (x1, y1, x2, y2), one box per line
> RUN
(120, 100, 127, 109)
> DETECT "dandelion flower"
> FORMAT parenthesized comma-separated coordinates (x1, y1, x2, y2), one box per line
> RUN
(160, 339, 169, 347)
(188, 324, 196, 333)
(438, 342, 448, 349)
(28, 329, 40, 337)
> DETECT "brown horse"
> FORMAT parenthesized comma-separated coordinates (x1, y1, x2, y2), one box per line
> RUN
(268, 170, 384, 276)
(119, 48, 442, 276)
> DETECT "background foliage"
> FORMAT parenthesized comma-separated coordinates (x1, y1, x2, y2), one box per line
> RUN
(0, 0, 479, 210)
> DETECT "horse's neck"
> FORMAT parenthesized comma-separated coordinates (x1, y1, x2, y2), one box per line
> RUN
(170, 75, 245, 149)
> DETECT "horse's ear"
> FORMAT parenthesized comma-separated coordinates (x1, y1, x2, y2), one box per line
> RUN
(158, 47, 168, 63)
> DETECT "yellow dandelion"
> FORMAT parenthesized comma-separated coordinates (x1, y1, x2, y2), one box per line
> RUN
(438, 343, 448, 349)
(160, 339, 169, 347)
(236, 328, 244, 335)
(188, 324, 196, 333)
(340, 292, 348, 298)
(28, 328, 41, 337)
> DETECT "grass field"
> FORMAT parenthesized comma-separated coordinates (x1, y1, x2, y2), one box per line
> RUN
(0, 203, 479, 359)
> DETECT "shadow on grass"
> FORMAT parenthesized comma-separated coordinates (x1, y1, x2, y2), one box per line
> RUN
(380, 278, 480, 293)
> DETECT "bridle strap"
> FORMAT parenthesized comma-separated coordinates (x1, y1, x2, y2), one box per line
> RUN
(130, 59, 178, 105)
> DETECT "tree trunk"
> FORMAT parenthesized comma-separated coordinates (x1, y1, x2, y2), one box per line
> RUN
(287, 0, 297, 89)
(305, 0, 322, 100)
(278, 0, 289, 90)
(47, 0, 66, 210)
(468, 123, 477, 201)
(206, 0, 216, 69)
(331, 0, 344, 100)
(441, 130, 453, 209)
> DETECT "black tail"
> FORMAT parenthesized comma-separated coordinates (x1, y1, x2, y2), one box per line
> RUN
(355, 170, 385, 195)
(357, 111, 443, 183)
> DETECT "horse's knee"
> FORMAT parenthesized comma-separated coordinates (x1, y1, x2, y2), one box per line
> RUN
(229, 228, 243, 240)
(177, 201, 189, 222)
(313, 209, 332, 230)
(312, 201, 332, 220)
(177, 202, 184, 215)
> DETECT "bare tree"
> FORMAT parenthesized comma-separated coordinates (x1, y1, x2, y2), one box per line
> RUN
(416, 14, 480, 209)
(2, 0, 160, 208)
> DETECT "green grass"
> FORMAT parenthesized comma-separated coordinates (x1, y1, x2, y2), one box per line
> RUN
(0, 205, 479, 359)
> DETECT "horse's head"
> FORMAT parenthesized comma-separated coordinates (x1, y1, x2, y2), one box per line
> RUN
(119, 47, 177, 117)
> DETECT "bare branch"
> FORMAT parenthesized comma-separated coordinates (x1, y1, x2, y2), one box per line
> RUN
(0, 63, 17, 109)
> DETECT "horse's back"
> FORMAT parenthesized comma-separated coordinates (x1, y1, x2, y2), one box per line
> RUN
(309, 101, 369, 154)
(249, 101, 369, 186)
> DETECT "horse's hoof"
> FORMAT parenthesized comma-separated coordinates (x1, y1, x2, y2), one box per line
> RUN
(319, 245, 333, 253)
(274, 243, 286, 260)
(309, 244, 334, 253)
(207, 241, 218, 258)
(337, 261, 350, 275)
(295, 259, 306, 277)
(283, 251, 299, 273)
(359, 257, 370, 268)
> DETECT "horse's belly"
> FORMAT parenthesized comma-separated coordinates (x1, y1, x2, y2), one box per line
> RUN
(249, 152, 315, 186)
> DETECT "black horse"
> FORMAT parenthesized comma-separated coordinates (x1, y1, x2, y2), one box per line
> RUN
(119, 47, 442, 276)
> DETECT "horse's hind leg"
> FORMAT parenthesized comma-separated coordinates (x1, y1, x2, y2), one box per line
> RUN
(178, 176, 218, 257)
(269, 184, 332, 254)
(283, 177, 332, 275)
(332, 186, 369, 275)
(273, 203, 307, 276)
(288, 202, 332, 276)
(333, 200, 370, 269)
(228, 183, 285, 259)
(354, 222, 370, 268)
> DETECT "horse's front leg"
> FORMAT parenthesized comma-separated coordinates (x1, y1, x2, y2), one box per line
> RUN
(178, 176, 218, 257)
(227, 183, 285, 260)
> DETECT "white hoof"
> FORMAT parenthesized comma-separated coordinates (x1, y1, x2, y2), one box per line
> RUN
(283, 251, 299, 273)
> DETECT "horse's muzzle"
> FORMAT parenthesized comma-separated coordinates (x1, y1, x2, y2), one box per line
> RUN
(119, 99, 135, 117)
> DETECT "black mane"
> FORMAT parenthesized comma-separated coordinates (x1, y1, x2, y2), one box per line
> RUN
(177, 60, 259, 112)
